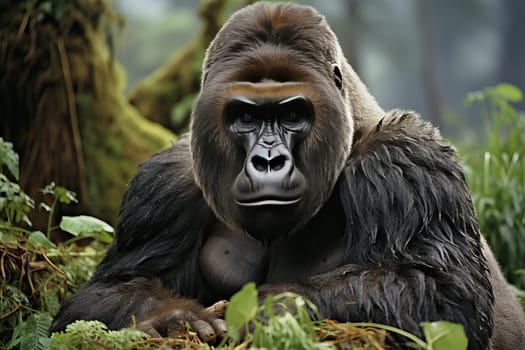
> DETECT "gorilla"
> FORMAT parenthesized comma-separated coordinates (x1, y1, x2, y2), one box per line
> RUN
(51, 2, 525, 349)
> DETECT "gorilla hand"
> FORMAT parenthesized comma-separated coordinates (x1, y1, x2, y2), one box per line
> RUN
(136, 299, 228, 343)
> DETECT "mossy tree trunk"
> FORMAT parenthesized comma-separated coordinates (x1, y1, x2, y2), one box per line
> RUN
(128, 0, 254, 134)
(0, 0, 175, 226)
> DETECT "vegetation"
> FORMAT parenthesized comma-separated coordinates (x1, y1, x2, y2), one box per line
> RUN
(461, 83, 525, 289)
(0, 137, 112, 349)
(44, 285, 469, 350)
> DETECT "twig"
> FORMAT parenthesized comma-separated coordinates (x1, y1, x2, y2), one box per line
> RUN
(57, 38, 88, 207)
(40, 249, 67, 277)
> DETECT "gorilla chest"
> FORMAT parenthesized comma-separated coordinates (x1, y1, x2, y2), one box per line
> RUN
(198, 224, 344, 298)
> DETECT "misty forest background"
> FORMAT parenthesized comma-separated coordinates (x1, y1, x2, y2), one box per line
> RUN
(0, 0, 524, 349)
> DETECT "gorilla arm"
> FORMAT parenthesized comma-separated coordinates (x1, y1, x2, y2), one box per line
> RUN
(258, 110, 495, 350)
(52, 278, 227, 341)
(50, 137, 226, 342)
(481, 235, 525, 347)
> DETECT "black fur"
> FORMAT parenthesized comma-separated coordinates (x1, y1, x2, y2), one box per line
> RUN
(51, 120, 494, 348)
(312, 111, 493, 347)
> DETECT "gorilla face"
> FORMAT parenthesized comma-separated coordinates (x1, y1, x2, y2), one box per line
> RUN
(190, 3, 353, 242)
(223, 85, 313, 241)
(226, 92, 313, 206)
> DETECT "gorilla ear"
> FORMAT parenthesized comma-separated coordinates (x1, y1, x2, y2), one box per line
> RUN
(332, 64, 343, 90)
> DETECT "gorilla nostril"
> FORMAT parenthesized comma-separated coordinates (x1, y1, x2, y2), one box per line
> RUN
(252, 155, 268, 172)
(251, 155, 287, 172)
(269, 155, 287, 171)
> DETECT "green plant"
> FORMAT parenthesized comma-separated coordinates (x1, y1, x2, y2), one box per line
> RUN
(223, 283, 467, 350)
(0, 138, 34, 227)
(50, 284, 467, 349)
(462, 83, 525, 288)
(225, 283, 335, 350)
(48, 321, 162, 350)
(0, 137, 114, 349)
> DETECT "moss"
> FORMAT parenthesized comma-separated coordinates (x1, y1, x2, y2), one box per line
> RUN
(0, 0, 175, 225)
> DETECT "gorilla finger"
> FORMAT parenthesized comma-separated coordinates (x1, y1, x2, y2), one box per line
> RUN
(205, 300, 228, 317)
(209, 318, 227, 338)
(191, 319, 217, 343)
(165, 310, 199, 336)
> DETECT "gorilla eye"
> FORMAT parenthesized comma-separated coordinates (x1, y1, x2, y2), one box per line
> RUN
(224, 97, 260, 134)
(231, 112, 259, 134)
(280, 109, 312, 133)
(241, 113, 255, 123)
(281, 111, 301, 126)
(278, 95, 314, 132)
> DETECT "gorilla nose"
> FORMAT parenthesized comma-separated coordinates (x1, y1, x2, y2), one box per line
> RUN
(251, 154, 289, 172)
(235, 144, 305, 207)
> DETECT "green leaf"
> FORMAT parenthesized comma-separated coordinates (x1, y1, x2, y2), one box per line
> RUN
(7, 313, 53, 350)
(0, 137, 20, 180)
(38, 202, 51, 212)
(40, 183, 77, 204)
(28, 230, 56, 249)
(225, 282, 258, 341)
(0, 173, 35, 224)
(464, 91, 484, 106)
(493, 83, 523, 102)
(53, 186, 77, 204)
(90, 230, 114, 244)
(42, 290, 61, 315)
(60, 215, 114, 237)
(421, 321, 468, 350)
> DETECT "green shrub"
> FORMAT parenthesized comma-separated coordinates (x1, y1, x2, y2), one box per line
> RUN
(461, 83, 525, 289)
(0, 138, 112, 349)
(48, 321, 160, 350)
(222, 283, 467, 350)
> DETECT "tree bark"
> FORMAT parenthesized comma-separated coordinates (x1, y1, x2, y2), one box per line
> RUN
(0, 0, 175, 226)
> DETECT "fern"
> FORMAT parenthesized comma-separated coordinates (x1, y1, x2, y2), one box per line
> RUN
(7, 313, 53, 350)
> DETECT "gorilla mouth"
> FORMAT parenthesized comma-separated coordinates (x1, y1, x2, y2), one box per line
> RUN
(235, 195, 301, 207)
(234, 184, 304, 208)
